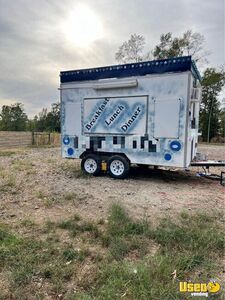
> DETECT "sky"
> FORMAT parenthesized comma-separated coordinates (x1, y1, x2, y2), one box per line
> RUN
(0, 0, 224, 117)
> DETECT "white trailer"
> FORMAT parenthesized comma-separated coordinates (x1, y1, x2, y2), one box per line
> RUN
(60, 56, 202, 178)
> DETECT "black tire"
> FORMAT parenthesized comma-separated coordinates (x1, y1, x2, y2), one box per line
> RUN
(108, 155, 130, 179)
(81, 154, 101, 176)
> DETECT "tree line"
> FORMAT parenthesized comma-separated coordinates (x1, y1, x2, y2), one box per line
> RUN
(0, 30, 224, 141)
(0, 102, 60, 133)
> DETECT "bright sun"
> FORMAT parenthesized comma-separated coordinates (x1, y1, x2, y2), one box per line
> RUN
(63, 4, 104, 48)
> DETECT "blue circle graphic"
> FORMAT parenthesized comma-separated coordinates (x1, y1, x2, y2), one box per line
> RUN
(170, 141, 181, 151)
(67, 148, 74, 156)
(63, 136, 70, 145)
(164, 153, 172, 161)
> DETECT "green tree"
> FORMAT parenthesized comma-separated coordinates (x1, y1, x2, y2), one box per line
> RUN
(45, 102, 60, 132)
(153, 32, 184, 59)
(200, 68, 225, 142)
(152, 30, 209, 65)
(0, 103, 28, 131)
(31, 102, 60, 132)
(26, 115, 38, 132)
(34, 108, 48, 132)
(218, 100, 225, 139)
(115, 30, 209, 65)
(115, 34, 146, 63)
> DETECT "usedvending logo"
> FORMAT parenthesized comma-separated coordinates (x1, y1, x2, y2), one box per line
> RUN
(179, 280, 221, 297)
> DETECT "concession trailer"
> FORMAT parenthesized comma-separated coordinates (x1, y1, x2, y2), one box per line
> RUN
(59, 56, 204, 179)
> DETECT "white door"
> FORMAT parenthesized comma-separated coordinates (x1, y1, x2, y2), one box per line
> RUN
(65, 102, 81, 135)
(154, 98, 181, 139)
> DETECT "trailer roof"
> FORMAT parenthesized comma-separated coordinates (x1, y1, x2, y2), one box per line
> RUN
(60, 56, 201, 83)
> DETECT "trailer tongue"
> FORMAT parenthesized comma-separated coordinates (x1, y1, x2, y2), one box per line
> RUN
(190, 159, 225, 185)
(191, 160, 225, 168)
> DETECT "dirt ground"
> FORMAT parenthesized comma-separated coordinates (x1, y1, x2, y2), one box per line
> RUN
(0, 143, 224, 226)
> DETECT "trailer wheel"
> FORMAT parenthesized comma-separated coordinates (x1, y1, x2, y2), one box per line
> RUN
(108, 155, 130, 179)
(81, 154, 101, 176)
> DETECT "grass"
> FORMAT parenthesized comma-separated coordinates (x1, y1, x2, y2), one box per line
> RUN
(58, 214, 100, 239)
(63, 192, 86, 203)
(62, 246, 89, 262)
(101, 206, 223, 299)
(35, 190, 46, 199)
(152, 212, 224, 255)
(43, 196, 58, 208)
(34, 191, 84, 208)
(99, 204, 151, 260)
(107, 203, 150, 237)
(42, 219, 56, 233)
(0, 205, 224, 299)
(0, 223, 89, 298)
(0, 171, 17, 193)
(0, 150, 17, 157)
(35, 191, 61, 208)
(20, 218, 37, 228)
(64, 192, 78, 201)
(11, 159, 34, 171)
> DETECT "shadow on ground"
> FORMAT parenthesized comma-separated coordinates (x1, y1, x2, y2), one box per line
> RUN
(128, 165, 213, 184)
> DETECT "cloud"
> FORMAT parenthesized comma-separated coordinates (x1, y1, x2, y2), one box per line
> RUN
(0, 0, 224, 116)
